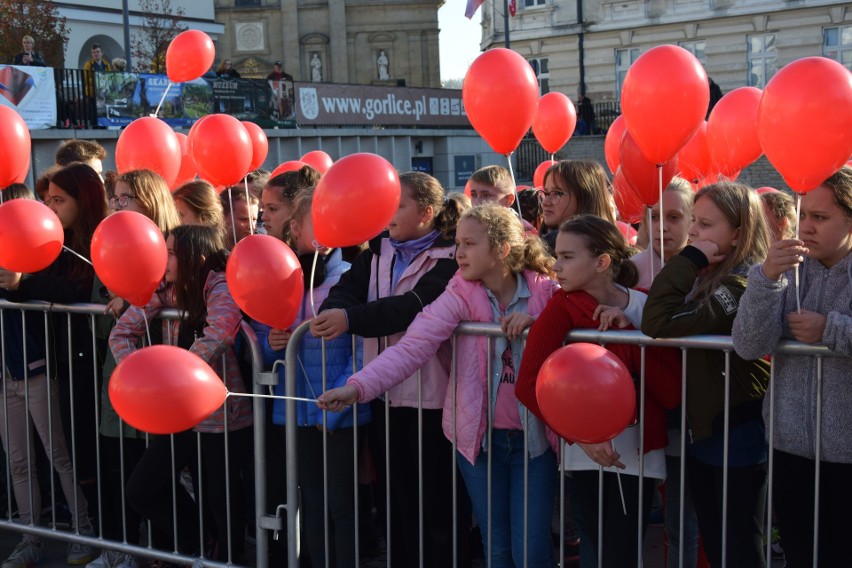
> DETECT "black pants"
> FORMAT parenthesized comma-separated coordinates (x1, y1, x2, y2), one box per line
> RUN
(772, 450, 852, 568)
(297, 426, 361, 568)
(568, 470, 655, 568)
(127, 428, 250, 562)
(686, 457, 766, 568)
(100, 435, 146, 543)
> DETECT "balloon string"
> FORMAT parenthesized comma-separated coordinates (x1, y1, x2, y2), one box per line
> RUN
(152, 82, 172, 118)
(505, 153, 523, 218)
(62, 246, 93, 266)
(244, 177, 254, 236)
(142, 311, 152, 347)
(647, 208, 654, 279)
(227, 391, 318, 404)
(309, 247, 320, 319)
(615, 469, 627, 516)
(550, 153, 555, 163)
(794, 193, 802, 314)
(227, 188, 237, 248)
(658, 165, 665, 268)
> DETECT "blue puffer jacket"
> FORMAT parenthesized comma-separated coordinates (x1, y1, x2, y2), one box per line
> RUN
(255, 249, 370, 430)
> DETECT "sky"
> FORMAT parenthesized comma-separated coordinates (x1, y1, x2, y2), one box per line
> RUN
(438, 0, 484, 84)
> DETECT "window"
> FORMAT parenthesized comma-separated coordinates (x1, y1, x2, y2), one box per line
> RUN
(524, 0, 546, 6)
(528, 57, 549, 95)
(679, 40, 706, 65)
(615, 48, 639, 98)
(824, 25, 852, 70)
(747, 34, 777, 88)
(235, 0, 261, 6)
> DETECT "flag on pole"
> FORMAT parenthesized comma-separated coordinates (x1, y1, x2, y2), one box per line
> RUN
(465, 0, 485, 18)
(509, 0, 516, 16)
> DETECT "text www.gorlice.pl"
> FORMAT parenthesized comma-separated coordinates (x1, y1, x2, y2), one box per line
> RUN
(319, 94, 464, 121)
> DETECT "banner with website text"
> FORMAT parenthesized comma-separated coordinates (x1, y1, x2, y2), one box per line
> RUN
(0, 65, 56, 129)
(294, 83, 469, 127)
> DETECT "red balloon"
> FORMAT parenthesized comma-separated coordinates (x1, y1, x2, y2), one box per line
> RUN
(172, 133, 197, 189)
(536, 343, 636, 444)
(241, 121, 269, 171)
(0, 200, 63, 272)
(706, 87, 763, 176)
(464, 178, 472, 197)
(677, 122, 712, 183)
(188, 114, 212, 140)
(91, 211, 167, 307)
(621, 45, 709, 164)
(166, 30, 215, 83)
(300, 151, 334, 175)
(226, 234, 304, 330)
(463, 48, 540, 155)
(612, 168, 644, 224)
(313, 153, 401, 247)
(534, 160, 557, 189)
(756, 186, 780, 195)
(757, 57, 852, 192)
(189, 114, 253, 187)
(270, 160, 309, 178)
(109, 345, 227, 434)
(604, 115, 627, 174)
(620, 131, 679, 206)
(617, 221, 638, 246)
(116, 117, 181, 188)
(0, 107, 30, 188)
(532, 92, 577, 154)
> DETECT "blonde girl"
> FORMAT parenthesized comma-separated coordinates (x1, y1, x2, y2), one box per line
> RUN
(111, 169, 181, 234)
(172, 179, 225, 230)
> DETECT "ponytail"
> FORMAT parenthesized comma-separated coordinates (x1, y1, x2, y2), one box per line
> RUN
(433, 192, 471, 238)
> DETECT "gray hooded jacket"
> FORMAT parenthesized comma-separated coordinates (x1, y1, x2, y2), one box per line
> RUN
(732, 254, 852, 463)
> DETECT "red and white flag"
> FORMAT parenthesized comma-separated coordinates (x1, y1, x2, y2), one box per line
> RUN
(465, 0, 485, 18)
(509, 0, 517, 16)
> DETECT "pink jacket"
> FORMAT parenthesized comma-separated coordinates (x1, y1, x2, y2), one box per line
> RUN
(364, 238, 456, 409)
(349, 270, 558, 464)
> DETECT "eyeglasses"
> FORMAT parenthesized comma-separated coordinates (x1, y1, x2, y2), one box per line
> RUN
(109, 195, 136, 209)
(541, 189, 567, 204)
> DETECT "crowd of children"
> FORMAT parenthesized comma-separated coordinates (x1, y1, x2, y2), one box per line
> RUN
(0, 136, 850, 568)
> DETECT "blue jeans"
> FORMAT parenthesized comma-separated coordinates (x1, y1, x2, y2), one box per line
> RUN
(665, 455, 700, 568)
(456, 429, 557, 568)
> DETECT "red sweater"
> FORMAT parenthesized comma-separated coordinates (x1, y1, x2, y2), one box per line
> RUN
(516, 289, 681, 452)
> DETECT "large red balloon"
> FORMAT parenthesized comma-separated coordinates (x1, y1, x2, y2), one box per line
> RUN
(677, 122, 712, 183)
(313, 153, 401, 247)
(620, 132, 679, 206)
(116, 117, 181, 188)
(241, 121, 269, 171)
(532, 92, 577, 154)
(757, 57, 852, 192)
(534, 160, 557, 189)
(0, 107, 31, 188)
(270, 160, 309, 178)
(612, 168, 644, 224)
(300, 151, 334, 175)
(226, 234, 303, 330)
(190, 114, 253, 187)
(0, 200, 63, 272)
(91, 212, 167, 307)
(706, 87, 763, 177)
(165, 30, 215, 83)
(604, 115, 626, 174)
(536, 343, 636, 444)
(109, 345, 227, 434)
(621, 45, 709, 164)
(172, 133, 197, 189)
(463, 48, 540, 155)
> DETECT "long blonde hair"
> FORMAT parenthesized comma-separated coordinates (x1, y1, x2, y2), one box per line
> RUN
(461, 204, 553, 275)
(115, 169, 181, 234)
(691, 182, 770, 305)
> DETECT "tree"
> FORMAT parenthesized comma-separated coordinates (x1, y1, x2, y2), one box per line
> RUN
(0, 0, 69, 68)
(131, 0, 187, 73)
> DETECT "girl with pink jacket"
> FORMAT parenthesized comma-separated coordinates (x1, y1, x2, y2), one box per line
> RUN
(319, 204, 560, 568)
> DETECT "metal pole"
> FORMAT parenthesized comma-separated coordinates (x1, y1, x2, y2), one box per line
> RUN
(503, 0, 511, 49)
(122, 0, 132, 69)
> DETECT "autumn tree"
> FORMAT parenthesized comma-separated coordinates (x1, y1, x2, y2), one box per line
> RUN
(131, 0, 187, 73)
(0, 0, 69, 68)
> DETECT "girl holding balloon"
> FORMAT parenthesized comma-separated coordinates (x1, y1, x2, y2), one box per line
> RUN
(255, 188, 368, 568)
(642, 182, 771, 568)
(0, 163, 109, 546)
(515, 214, 680, 568)
(310, 172, 467, 568)
(733, 167, 852, 567)
(172, 179, 226, 230)
(318, 203, 559, 568)
(110, 224, 253, 562)
(260, 165, 320, 244)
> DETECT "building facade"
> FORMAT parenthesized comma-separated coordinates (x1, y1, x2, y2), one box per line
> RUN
(480, 0, 852, 102)
(212, 0, 443, 87)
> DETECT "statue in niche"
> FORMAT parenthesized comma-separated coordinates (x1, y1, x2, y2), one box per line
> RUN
(310, 52, 322, 82)
(377, 50, 389, 81)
